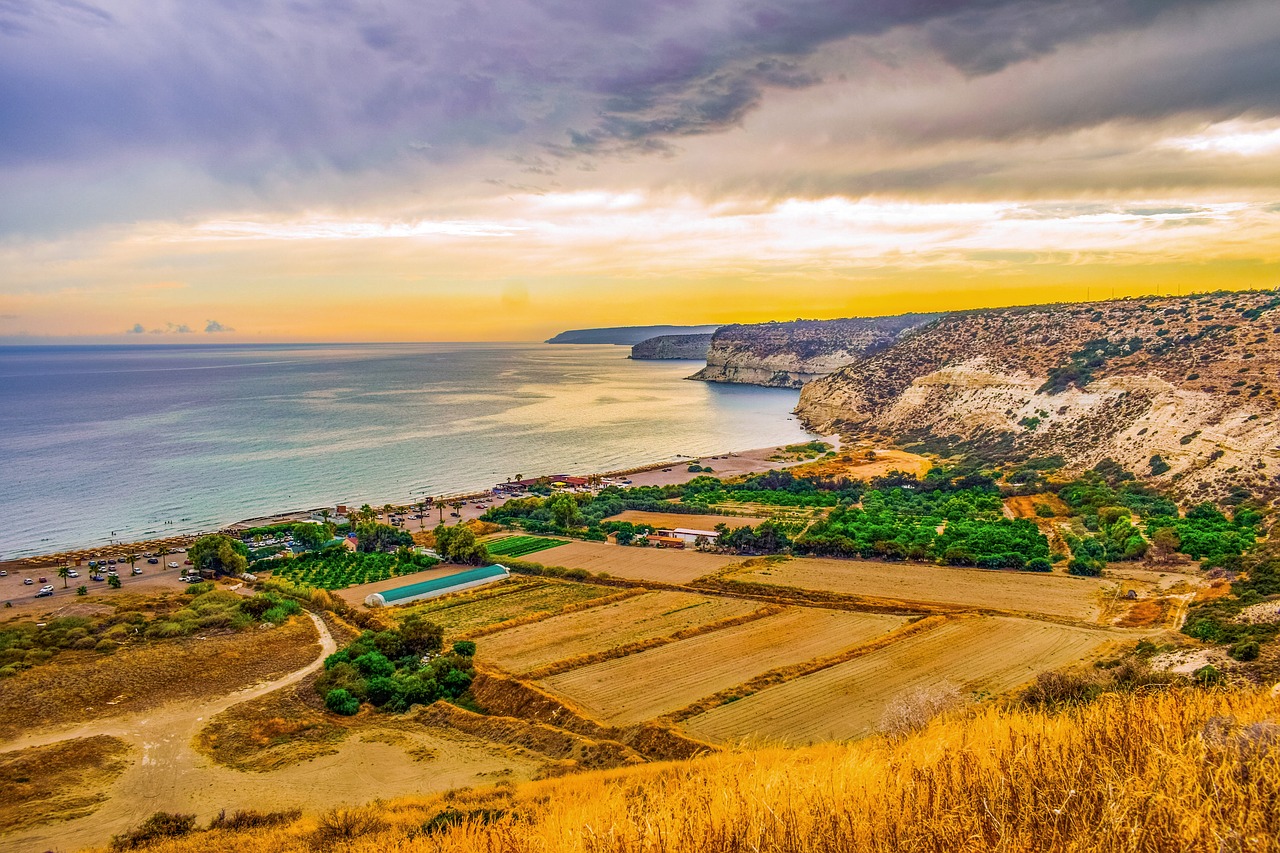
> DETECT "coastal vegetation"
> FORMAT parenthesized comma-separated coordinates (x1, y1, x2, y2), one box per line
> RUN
(315, 615, 476, 715)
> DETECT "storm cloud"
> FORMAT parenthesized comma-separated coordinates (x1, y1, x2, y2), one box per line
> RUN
(1, 0, 1271, 220)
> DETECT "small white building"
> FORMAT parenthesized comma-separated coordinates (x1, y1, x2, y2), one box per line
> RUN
(658, 527, 721, 545)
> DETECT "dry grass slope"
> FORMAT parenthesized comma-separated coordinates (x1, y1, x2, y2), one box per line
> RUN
(0, 736, 131, 833)
(90, 688, 1280, 853)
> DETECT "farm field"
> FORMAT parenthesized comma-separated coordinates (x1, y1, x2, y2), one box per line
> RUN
(479, 590, 761, 675)
(531, 540, 737, 584)
(332, 563, 481, 607)
(682, 616, 1114, 744)
(391, 579, 615, 635)
(731, 557, 1104, 621)
(540, 607, 907, 725)
(485, 535, 567, 558)
(610, 510, 769, 530)
(268, 551, 437, 591)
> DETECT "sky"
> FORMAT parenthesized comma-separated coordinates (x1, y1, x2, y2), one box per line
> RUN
(1, 0, 1278, 342)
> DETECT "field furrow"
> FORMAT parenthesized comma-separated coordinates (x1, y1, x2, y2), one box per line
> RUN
(539, 607, 907, 725)
(481, 591, 760, 675)
(681, 616, 1113, 744)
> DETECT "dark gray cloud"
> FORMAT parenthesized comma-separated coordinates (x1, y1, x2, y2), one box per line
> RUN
(204, 319, 233, 333)
(0, 0, 1269, 231)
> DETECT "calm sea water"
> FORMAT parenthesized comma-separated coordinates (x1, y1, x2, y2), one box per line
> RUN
(0, 343, 815, 558)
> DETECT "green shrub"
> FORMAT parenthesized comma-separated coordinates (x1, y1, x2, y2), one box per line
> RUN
(1229, 640, 1260, 662)
(110, 812, 198, 850)
(325, 688, 361, 716)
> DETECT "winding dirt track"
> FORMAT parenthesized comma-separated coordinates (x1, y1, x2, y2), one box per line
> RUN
(0, 612, 337, 853)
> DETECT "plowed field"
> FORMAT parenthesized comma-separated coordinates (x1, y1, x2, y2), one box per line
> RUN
(532, 540, 737, 583)
(682, 616, 1113, 744)
(480, 591, 759, 675)
(539, 607, 906, 725)
(733, 557, 1102, 621)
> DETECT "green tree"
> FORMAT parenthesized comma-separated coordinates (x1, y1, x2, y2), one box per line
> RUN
(58, 565, 70, 589)
(76, 585, 87, 596)
(548, 494, 582, 529)
(325, 688, 360, 716)
(188, 534, 249, 577)
(291, 522, 328, 552)
(108, 575, 122, 589)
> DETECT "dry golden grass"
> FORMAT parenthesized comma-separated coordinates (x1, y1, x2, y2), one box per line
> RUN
(534, 540, 737, 584)
(0, 735, 131, 833)
(195, 683, 350, 772)
(463, 588, 647, 640)
(0, 617, 319, 742)
(90, 688, 1280, 853)
(1116, 598, 1168, 628)
(785, 447, 932, 481)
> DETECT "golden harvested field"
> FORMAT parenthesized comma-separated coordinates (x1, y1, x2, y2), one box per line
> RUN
(0, 735, 131, 833)
(532, 540, 737, 584)
(479, 591, 760, 675)
(682, 616, 1113, 744)
(393, 579, 613, 635)
(733, 557, 1102, 621)
(610, 510, 768, 529)
(0, 616, 319, 743)
(540, 607, 907, 725)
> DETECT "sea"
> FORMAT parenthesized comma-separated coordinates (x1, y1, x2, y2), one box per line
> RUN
(0, 343, 817, 559)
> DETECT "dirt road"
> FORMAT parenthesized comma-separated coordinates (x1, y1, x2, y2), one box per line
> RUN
(0, 612, 336, 853)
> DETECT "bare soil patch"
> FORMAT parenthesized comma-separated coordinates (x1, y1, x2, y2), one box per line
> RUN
(730, 556, 1103, 622)
(682, 616, 1113, 744)
(786, 447, 932, 481)
(540, 608, 906, 725)
(0, 616, 319, 743)
(480, 591, 760, 676)
(533, 540, 737, 584)
(610, 510, 769, 529)
(0, 735, 131, 833)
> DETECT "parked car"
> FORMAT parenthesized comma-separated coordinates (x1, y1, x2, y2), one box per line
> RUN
(91, 573, 105, 581)
(38, 576, 47, 583)
(0, 570, 7, 576)
(168, 562, 179, 568)
(183, 559, 192, 565)
(67, 570, 79, 578)
(132, 567, 143, 575)
(107, 558, 116, 565)
(39, 585, 54, 593)
(23, 578, 33, 585)
(35, 588, 53, 597)
(147, 557, 159, 564)
(107, 569, 119, 577)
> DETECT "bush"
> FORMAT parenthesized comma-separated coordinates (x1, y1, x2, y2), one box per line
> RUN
(313, 808, 382, 844)
(1024, 557, 1053, 572)
(325, 688, 361, 716)
(878, 681, 963, 739)
(452, 640, 477, 657)
(110, 812, 198, 850)
(1229, 640, 1261, 662)
(208, 808, 301, 831)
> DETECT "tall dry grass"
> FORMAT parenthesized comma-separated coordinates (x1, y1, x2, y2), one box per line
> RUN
(96, 688, 1280, 853)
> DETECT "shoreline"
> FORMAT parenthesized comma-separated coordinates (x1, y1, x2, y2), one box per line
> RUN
(0, 441, 836, 575)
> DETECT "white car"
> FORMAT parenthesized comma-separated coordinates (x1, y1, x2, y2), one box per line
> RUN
(168, 562, 180, 568)
(67, 570, 79, 578)
(39, 585, 54, 593)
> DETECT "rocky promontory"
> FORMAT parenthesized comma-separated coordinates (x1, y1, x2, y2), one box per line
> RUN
(796, 290, 1280, 502)
(630, 334, 714, 360)
(689, 314, 939, 388)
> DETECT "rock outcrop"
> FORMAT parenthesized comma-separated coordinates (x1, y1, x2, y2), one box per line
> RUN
(689, 314, 939, 388)
(630, 334, 714, 360)
(546, 325, 720, 345)
(796, 290, 1280, 502)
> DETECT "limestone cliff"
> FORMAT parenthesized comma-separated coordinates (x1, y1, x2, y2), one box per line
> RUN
(630, 334, 714, 360)
(796, 290, 1280, 502)
(689, 314, 940, 388)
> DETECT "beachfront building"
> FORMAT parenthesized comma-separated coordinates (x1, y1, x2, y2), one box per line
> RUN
(657, 527, 721, 545)
(499, 475, 590, 492)
(364, 564, 510, 607)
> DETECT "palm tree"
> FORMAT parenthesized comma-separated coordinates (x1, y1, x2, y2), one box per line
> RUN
(418, 500, 427, 531)
(58, 564, 70, 589)
(450, 500, 464, 523)
(515, 474, 524, 484)
(156, 544, 169, 570)
(437, 497, 445, 523)
(127, 552, 137, 573)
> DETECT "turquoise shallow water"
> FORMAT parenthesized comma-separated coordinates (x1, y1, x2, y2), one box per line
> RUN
(0, 343, 815, 558)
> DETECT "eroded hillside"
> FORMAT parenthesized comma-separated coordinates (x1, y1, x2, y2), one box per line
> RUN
(690, 314, 939, 387)
(630, 334, 713, 360)
(797, 290, 1280, 502)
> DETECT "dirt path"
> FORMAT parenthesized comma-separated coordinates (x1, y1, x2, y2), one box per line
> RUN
(0, 612, 336, 853)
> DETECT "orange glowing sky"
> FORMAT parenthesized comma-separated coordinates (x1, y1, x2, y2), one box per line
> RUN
(1, 1, 1278, 341)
